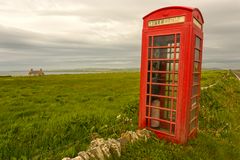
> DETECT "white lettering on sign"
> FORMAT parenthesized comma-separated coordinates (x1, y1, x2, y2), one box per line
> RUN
(148, 16, 185, 27)
(193, 18, 202, 29)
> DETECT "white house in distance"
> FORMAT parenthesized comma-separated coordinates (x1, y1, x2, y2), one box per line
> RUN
(28, 68, 45, 76)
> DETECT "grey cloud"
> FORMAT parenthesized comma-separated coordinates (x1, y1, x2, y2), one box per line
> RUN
(0, 25, 139, 53)
(0, 0, 240, 71)
(0, 25, 140, 71)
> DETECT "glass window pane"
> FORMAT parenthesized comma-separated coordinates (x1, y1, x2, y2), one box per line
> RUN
(151, 84, 161, 95)
(177, 34, 180, 44)
(194, 49, 200, 61)
(171, 124, 176, 134)
(192, 85, 199, 96)
(168, 49, 174, 59)
(150, 119, 160, 128)
(146, 107, 150, 117)
(172, 111, 176, 122)
(190, 108, 197, 120)
(191, 97, 197, 107)
(175, 62, 179, 72)
(160, 110, 171, 121)
(153, 48, 161, 59)
(151, 85, 177, 97)
(153, 48, 174, 59)
(152, 61, 174, 71)
(176, 53, 179, 59)
(147, 84, 150, 94)
(164, 86, 171, 96)
(159, 121, 170, 133)
(152, 73, 163, 83)
(165, 73, 173, 84)
(150, 119, 171, 133)
(166, 62, 174, 71)
(190, 119, 197, 131)
(151, 73, 178, 84)
(153, 35, 174, 47)
(150, 107, 160, 118)
(176, 47, 180, 53)
(164, 98, 171, 108)
(195, 37, 201, 49)
(174, 87, 178, 97)
(148, 60, 151, 70)
(150, 61, 175, 72)
(174, 74, 178, 84)
(148, 48, 151, 59)
(193, 62, 199, 72)
(150, 96, 160, 107)
(173, 100, 177, 110)
(193, 73, 200, 83)
(149, 102, 162, 128)
(146, 95, 150, 105)
(147, 72, 150, 82)
(152, 61, 162, 71)
(176, 47, 180, 59)
(164, 86, 177, 97)
(150, 96, 173, 109)
(149, 36, 152, 47)
(146, 118, 149, 127)
(151, 98, 161, 107)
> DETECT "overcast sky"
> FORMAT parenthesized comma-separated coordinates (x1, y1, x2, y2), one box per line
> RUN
(0, 0, 239, 71)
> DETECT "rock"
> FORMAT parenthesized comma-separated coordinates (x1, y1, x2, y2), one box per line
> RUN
(120, 131, 139, 143)
(90, 132, 101, 140)
(136, 130, 144, 137)
(136, 129, 151, 141)
(118, 137, 128, 148)
(100, 143, 111, 158)
(136, 129, 149, 137)
(72, 156, 84, 160)
(129, 131, 139, 142)
(106, 138, 121, 157)
(89, 146, 105, 160)
(120, 132, 131, 142)
(86, 151, 96, 159)
(89, 138, 105, 149)
(88, 137, 112, 159)
(78, 151, 90, 160)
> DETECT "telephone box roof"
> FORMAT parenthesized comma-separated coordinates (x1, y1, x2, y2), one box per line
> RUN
(143, 6, 204, 23)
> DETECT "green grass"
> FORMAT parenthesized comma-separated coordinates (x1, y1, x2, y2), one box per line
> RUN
(0, 70, 239, 160)
(0, 73, 139, 159)
(200, 70, 227, 87)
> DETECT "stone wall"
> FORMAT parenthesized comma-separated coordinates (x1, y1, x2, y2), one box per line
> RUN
(62, 129, 151, 160)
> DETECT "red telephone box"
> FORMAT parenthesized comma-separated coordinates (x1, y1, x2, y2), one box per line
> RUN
(139, 6, 204, 144)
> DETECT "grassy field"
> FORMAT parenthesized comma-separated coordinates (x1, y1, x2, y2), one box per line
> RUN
(0, 70, 239, 159)
(233, 70, 240, 78)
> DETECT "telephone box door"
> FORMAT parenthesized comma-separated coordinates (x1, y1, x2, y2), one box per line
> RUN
(144, 29, 184, 137)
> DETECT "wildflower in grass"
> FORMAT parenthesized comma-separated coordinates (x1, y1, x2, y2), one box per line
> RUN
(116, 114, 121, 120)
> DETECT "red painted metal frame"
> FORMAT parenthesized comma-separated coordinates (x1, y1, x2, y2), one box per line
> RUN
(139, 6, 204, 144)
